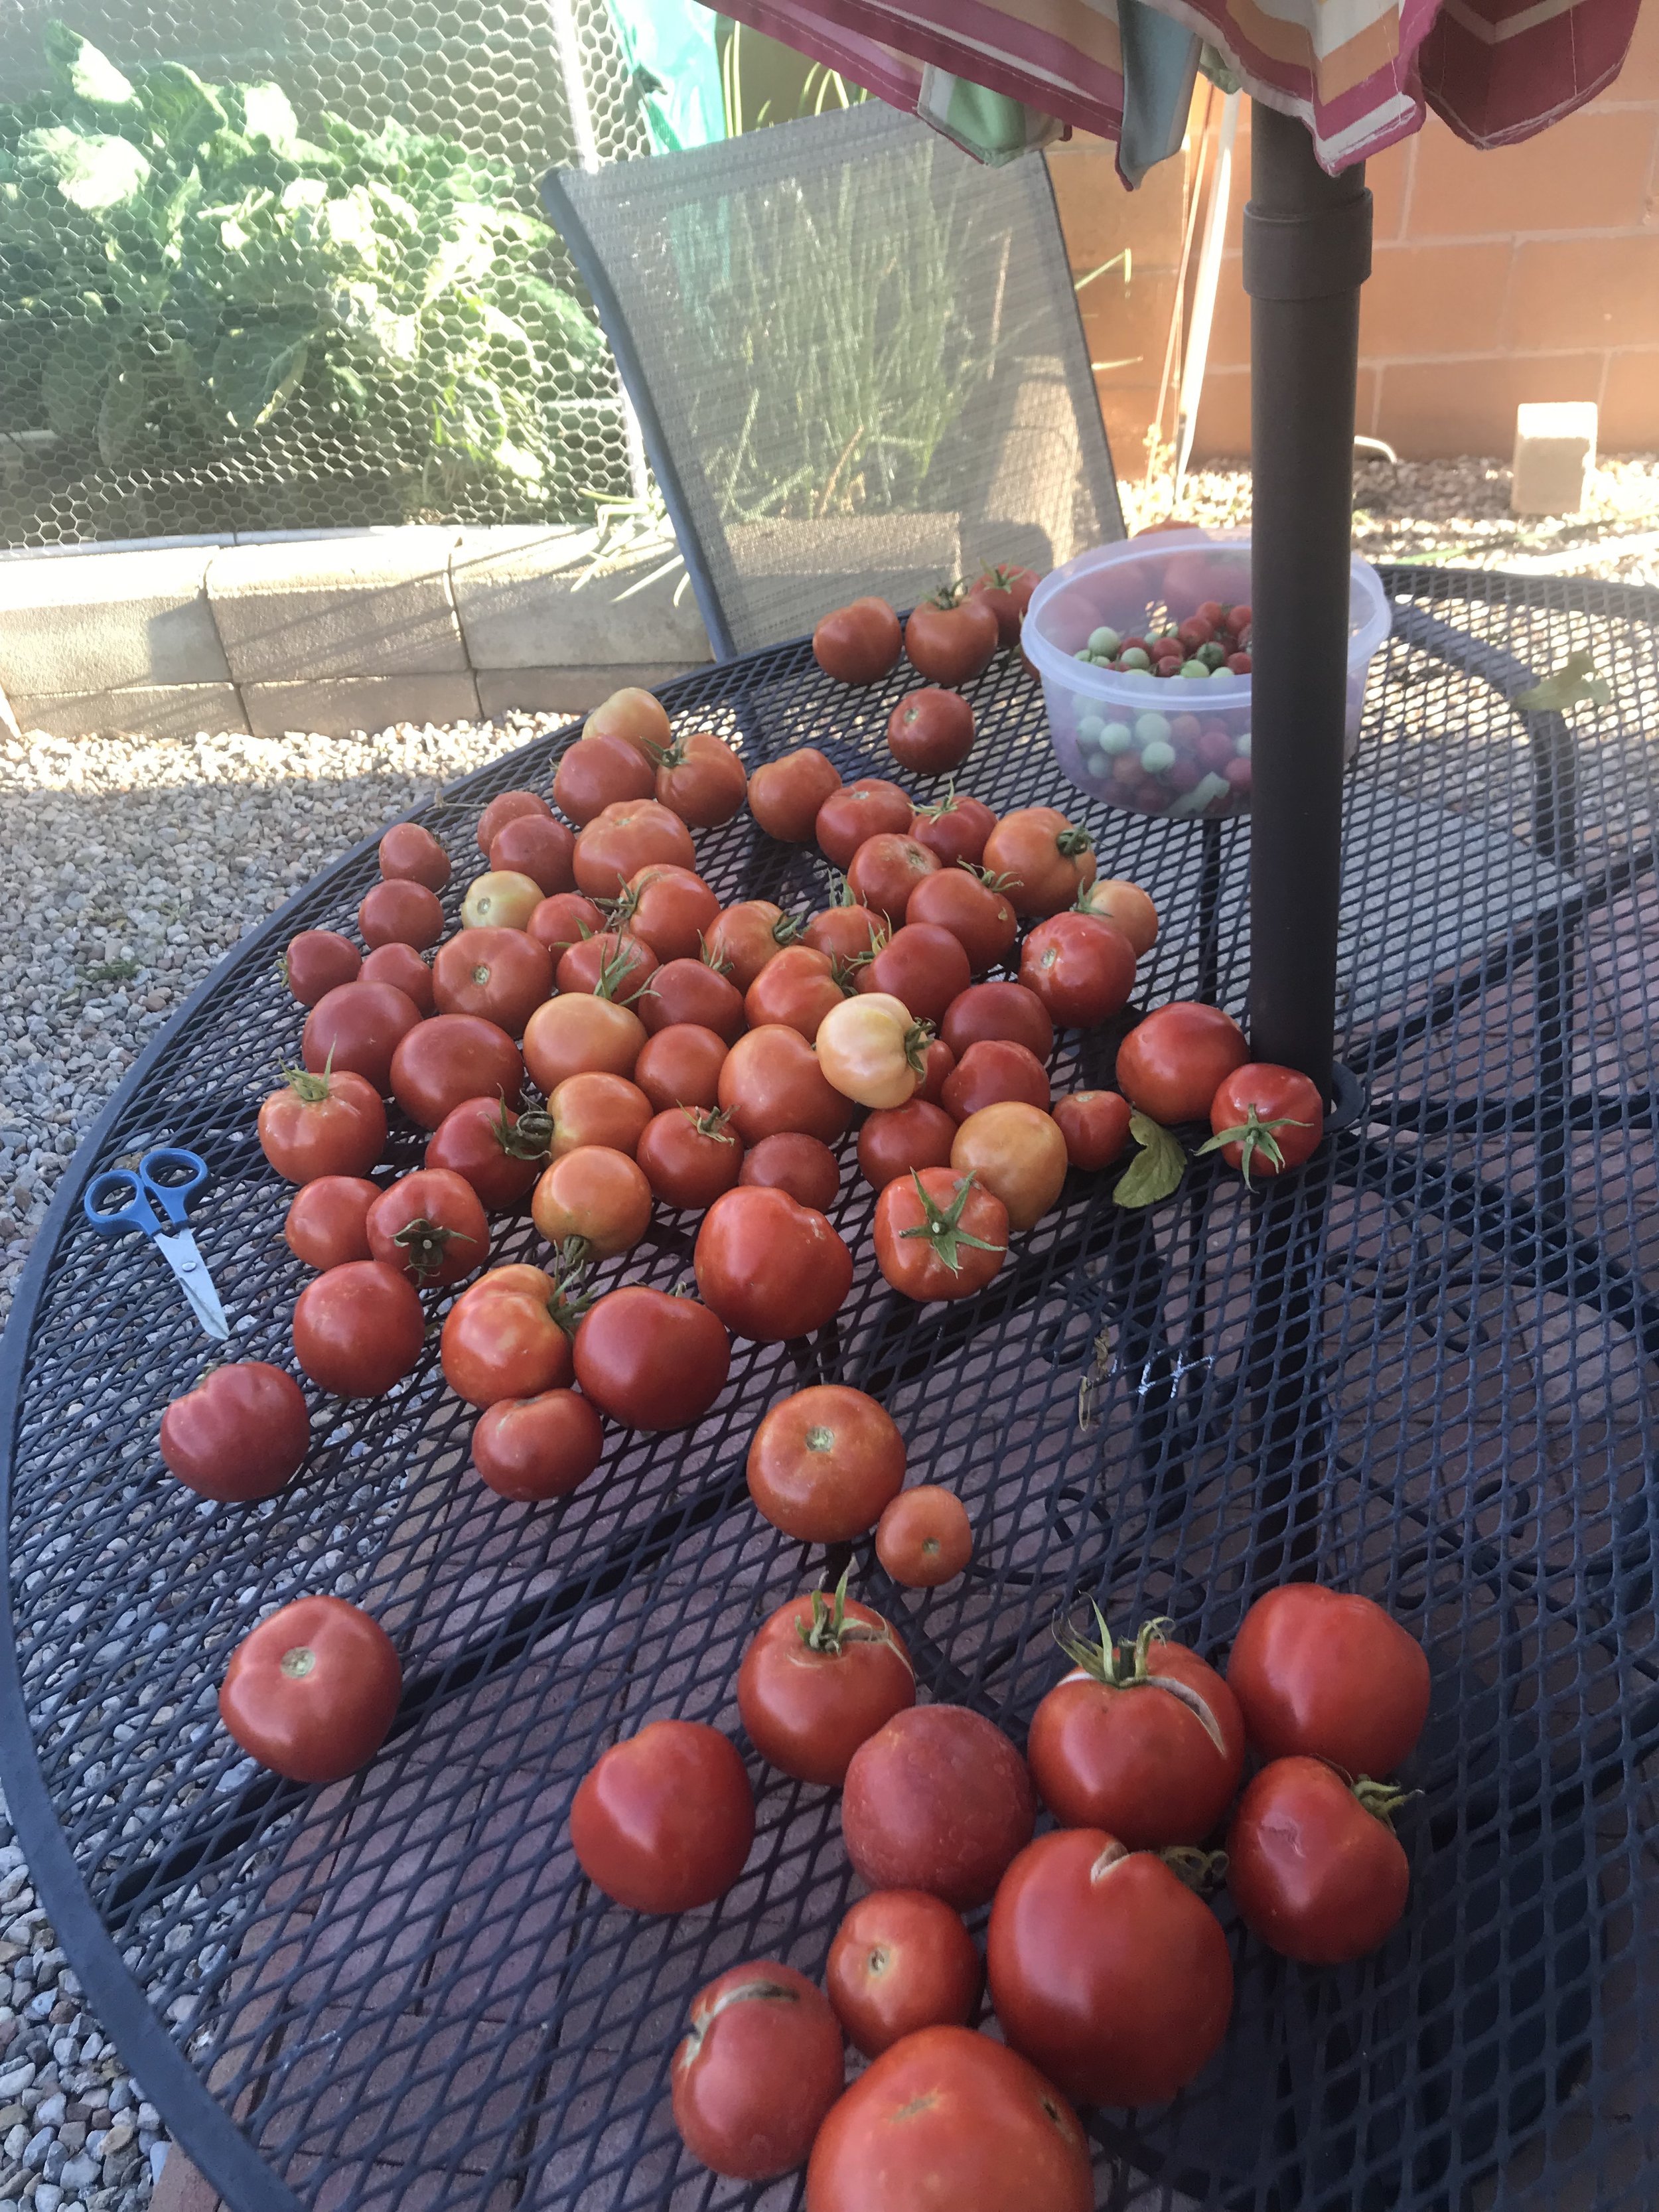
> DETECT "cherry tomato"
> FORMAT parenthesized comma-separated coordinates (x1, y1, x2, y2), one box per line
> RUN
(1019, 913, 1137, 1029)
(1054, 1090, 1132, 1171)
(1226, 1759, 1412, 1963)
(718, 1025, 855, 1145)
(703, 900, 800, 992)
(638, 1106, 743, 1209)
(431, 926, 553, 1037)
(816, 779, 914, 869)
(522, 992, 645, 1094)
(259, 1066, 386, 1185)
(909, 790, 998, 870)
(552, 731, 654, 826)
(738, 1582, 915, 1785)
(827, 1892, 980, 2059)
(532, 1145, 652, 1260)
(981, 808, 1097, 919)
(802, 895, 887, 968)
(425, 1096, 545, 1211)
(806, 2026, 1092, 2212)
(572, 1285, 731, 1430)
(441, 1266, 577, 1408)
(967, 562, 1041, 647)
(526, 891, 605, 960)
(857, 1099, 956, 1192)
(365, 1167, 489, 1289)
(634, 1023, 728, 1112)
(887, 688, 974, 775)
(673, 1962, 843, 2183)
(219, 1595, 399, 1785)
(461, 869, 543, 932)
(471, 1389, 604, 1502)
(747, 1384, 906, 1542)
(159, 1361, 311, 1502)
(873, 1166, 1008, 1301)
(987, 1829, 1233, 2108)
(1116, 1002, 1250, 1124)
(390, 1014, 522, 1132)
(940, 980, 1053, 1063)
(738, 1132, 841, 1211)
(749, 747, 841, 842)
(904, 593, 999, 686)
(859, 923, 970, 1025)
(1227, 1582, 1430, 1775)
(916, 1035, 956, 1105)
(1078, 875, 1159, 956)
(302, 980, 422, 1095)
(1207, 1063, 1325, 1184)
(360, 941, 434, 1014)
(813, 596, 902, 684)
(640, 956, 747, 1042)
(569, 1719, 753, 1913)
(292, 1260, 425, 1398)
(573, 799, 695, 899)
(876, 1487, 974, 1587)
(283, 928, 360, 1007)
(357, 877, 443, 952)
(940, 1039, 1049, 1122)
(847, 834, 940, 928)
(694, 1185, 853, 1341)
(584, 684, 672, 757)
(620, 864, 719, 963)
(745, 945, 847, 1039)
(655, 727, 747, 828)
(378, 822, 451, 892)
(904, 869, 1017, 975)
(284, 1175, 378, 1271)
(843, 1706, 1035, 1908)
(476, 788, 551, 855)
(488, 810, 575, 895)
(817, 994, 927, 1110)
(951, 1102, 1067, 1231)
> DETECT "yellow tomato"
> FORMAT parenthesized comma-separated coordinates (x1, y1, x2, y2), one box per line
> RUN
(461, 869, 542, 931)
(816, 993, 925, 1110)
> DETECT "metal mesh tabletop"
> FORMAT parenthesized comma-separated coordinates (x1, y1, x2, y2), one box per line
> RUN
(3, 565, 1657, 2212)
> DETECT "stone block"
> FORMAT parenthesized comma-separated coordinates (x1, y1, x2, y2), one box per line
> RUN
(1511, 402, 1597, 516)
(450, 526, 711, 670)
(208, 530, 466, 680)
(0, 546, 230, 693)
(243, 674, 480, 739)
(474, 663, 705, 718)
(10, 684, 248, 742)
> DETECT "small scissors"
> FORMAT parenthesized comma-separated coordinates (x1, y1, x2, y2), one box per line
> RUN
(83, 1146, 229, 1341)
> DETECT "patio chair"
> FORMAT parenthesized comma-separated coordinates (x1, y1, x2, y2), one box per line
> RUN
(542, 102, 1125, 659)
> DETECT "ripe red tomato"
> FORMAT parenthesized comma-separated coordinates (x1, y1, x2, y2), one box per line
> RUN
(284, 1175, 378, 1271)
(813, 596, 902, 684)
(717, 1025, 854, 1147)
(826, 1893, 981, 2058)
(1078, 876, 1159, 957)
(390, 1014, 522, 1132)
(283, 928, 360, 1007)
(640, 956, 748, 1042)
(552, 731, 654, 826)
(1226, 1582, 1430, 1775)
(655, 727, 747, 828)
(843, 1706, 1035, 1908)
(360, 942, 433, 1013)
(522, 993, 645, 1094)
(910, 790, 997, 870)
(859, 923, 970, 1025)
(531, 1145, 652, 1258)
(694, 1185, 853, 1340)
(904, 869, 1017, 975)
(987, 1829, 1233, 2108)
(857, 1099, 956, 1191)
(1207, 1063, 1326, 1183)
(302, 980, 422, 1095)
(749, 747, 842, 841)
(526, 890, 605, 960)
(738, 1132, 841, 1211)
(441, 1266, 577, 1407)
(488, 810, 575, 894)
(431, 927, 552, 1037)
(802, 895, 887, 968)
(159, 1361, 311, 1501)
(738, 1582, 915, 1785)
(1053, 1090, 1133, 1170)
(672, 1962, 844, 2183)
(621, 864, 719, 963)
(904, 594, 999, 686)
(873, 1169, 1008, 1303)
(425, 1096, 545, 1211)
(573, 798, 695, 899)
(476, 788, 552, 854)
(806, 2025, 1092, 2212)
(637, 1107, 744, 1209)
(940, 1039, 1049, 1121)
(555, 928, 658, 1002)
(816, 779, 914, 869)
(703, 899, 800, 992)
(887, 688, 975, 775)
(569, 1719, 753, 1913)
(259, 1067, 386, 1185)
(875, 1487, 974, 1587)
(548, 1067, 658, 1156)
(1227, 1759, 1412, 1963)
(950, 1101, 1068, 1231)
(573, 1284, 731, 1430)
(1116, 1002, 1249, 1124)
(365, 1167, 489, 1288)
(378, 822, 451, 892)
(634, 1023, 728, 1112)
(1019, 913, 1137, 1029)
(470, 1389, 604, 1501)
(292, 1260, 425, 1398)
(219, 1595, 399, 1785)
(981, 808, 1097, 919)
(966, 562, 1041, 647)
(357, 877, 443, 953)
(745, 945, 847, 1039)
(940, 980, 1054, 1063)
(847, 834, 940, 928)
(747, 1384, 906, 1542)
(916, 1035, 955, 1104)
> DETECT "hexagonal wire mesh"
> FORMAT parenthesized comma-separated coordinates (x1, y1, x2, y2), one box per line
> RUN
(0, 0, 650, 546)
(3, 567, 1659, 2211)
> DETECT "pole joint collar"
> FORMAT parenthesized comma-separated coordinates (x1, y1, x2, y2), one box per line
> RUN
(1242, 192, 1373, 299)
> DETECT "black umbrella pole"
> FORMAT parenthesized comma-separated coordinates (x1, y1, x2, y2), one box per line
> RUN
(1244, 103, 1372, 1098)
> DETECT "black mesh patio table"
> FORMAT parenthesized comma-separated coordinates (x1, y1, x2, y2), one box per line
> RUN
(3, 565, 1657, 2212)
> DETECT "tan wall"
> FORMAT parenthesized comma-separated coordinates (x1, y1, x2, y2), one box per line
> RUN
(1050, 0, 1659, 463)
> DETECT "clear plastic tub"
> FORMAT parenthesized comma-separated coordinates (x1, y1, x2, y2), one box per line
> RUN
(1022, 529, 1390, 820)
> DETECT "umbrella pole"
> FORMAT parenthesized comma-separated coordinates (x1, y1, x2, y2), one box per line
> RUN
(1243, 102, 1372, 1096)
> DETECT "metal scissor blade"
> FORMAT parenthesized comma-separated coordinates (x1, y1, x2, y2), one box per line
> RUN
(155, 1228, 230, 1341)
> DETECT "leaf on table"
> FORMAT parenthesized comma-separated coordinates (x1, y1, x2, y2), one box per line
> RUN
(1514, 650, 1613, 713)
(1112, 1112, 1187, 1209)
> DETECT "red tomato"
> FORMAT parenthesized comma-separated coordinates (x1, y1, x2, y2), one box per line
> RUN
(873, 1169, 1008, 1303)
(673, 1962, 844, 2183)
(987, 1830, 1233, 2108)
(1226, 1582, 1430, 1775)
(813, 596, 902, 684)
(292, 1261, 425, 1398)
(745, 944, 847, 1039)
(857, 1099, 956, 1191)
(522, 994, 645, 1094)
(904, 869, 1017, 975)
(816, 779, 914, 870)
(640, 956, 747, 1042)
(966, 562, 1041, 647)
(526, 891, 605, 960)
(806, 2025, 1092, 2212)
(302, 980, 422, 1095)
(159, 1362, 311, 1501)
(219, 1595, 399, 1785)
(634, 1023, 728, 1112)
(283, 928, 360, 1007)
(555, 928, 657, 1003)
(887, 688, 974, 775)
(747, 1385, 906, 1543)
(258, 1067, 386, 1185)
(425, 1096, 545, 1211)
(360, 942, 434, 1014)
(981, 808, 1097, 919)
(1078, 875, 1159, 956)
(950, 1102, 1068, 1231)
(826, 1893, 981, 2058)
(584, 685, 672, 756)
(1207, 1063, 1325, 1184)
(621, 864, 719, 963)
(441, 1266, 577, 1407)
(843, 1706, 1035, 1908)
(738, 1582, 915, 1785)
(573, 1284, 731, 1430)
(802, 896, 887, 968)
(940, 1039, 1049, 1121)
(904, 594, 999, 686)
(470, 1389, 604, 1502)
(738, 1132, 841, 1212)
(531, 1145, 652, 1258)
(431, 926, 553, 1037)
(703, 899, 800, 992)
(365, 1167, 489, 1288)
(1019, 913, 1137, 1029)
(378, 822, 451, 892)
(859, 923, 970, 1025)
(940, 981, 1054, 1064)
(637, 1107, 743, 1209)
(655, 727, 747, 828)
(553, 731, 655, 826)
(916, 1035, 956, 1104)
(749, 747, 841, 841)
(1227, 1759, 1412, 1963)
(356, 877, 443, 953)
(284, 1175, 378, 1271)
(1054, 1090, 1133, 1171)
(695, 1185, 853, 1341)
(910, 790, 998, 870)
(488, 810, 575, 894)
(461, 869, 541, 932)
(573, 798, 695, 899)
(390, 1013, 522, 1132)
(569, 1719, 753, 1913)
(1116, 1002, 1249, 1124)
(875, 1487, 974, 1587)
(717, 1025, 854, 1147)
(847, 834, 940, 928)
(476, 788, 552, 854)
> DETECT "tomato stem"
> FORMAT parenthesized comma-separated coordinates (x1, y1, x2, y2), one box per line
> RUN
(498, 1100, 553, 1162)
(1196, 1105, 1312, 1187)
(896, 1169, 1005, 1274)
(1159, 1845, 1229, 1893)
(1350, 1777, 1419, 1828)
(391, 1215, 474, 1282)
(280, 1045, 336, 1106)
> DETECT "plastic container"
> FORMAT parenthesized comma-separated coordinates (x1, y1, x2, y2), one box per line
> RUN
(1023, 529, 1390, 820)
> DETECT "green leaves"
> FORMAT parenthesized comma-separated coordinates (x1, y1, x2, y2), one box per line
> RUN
(1514, 650, 1612, 714)
(1112, 1112, 1187, 1210)
(208, 315, 314, 429)
(43, 22, 137, 110)
(19, 126, 151, 213)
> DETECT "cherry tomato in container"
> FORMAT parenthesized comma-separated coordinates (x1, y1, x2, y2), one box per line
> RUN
(441, 1266, 577, 1408)
(1226, 1582, 1431, 1776)
(813, 595, 902, 684)
(747, 1384, 906, 1543)
(749, 747, 841, 842)
(745, 945, 846, 1040)
(1227, 1759, 1413, 1964)
(817, 994, 928, 1111)
(718, 1025, 855, 1145)
(877, 1487, 974, 1588)
(160, 1362, 311, 1502)
(739, 1132, 841, 1213)
(259, 1066, 386, 1185)
(364, 1167, 488, 1288)
(461, 869, 543, 932)
(739, 1581, 915, 1785)
(283, 930, 360, 1007)
(1019, 913, 1137, 1029)
(940, 980, 1054, 1064)
(857, 1100, 956, 1192)
(1206, 1063, 1325, 1185)
(843, 1705, 1035, 1908)
(940, 1039, 1049, 1122)
(489, 810, 575, 895)
(640, 956, 747, 1042)
(570, 1719, 753, 1913)
(816, 778, 914, 869)
(987, 1829, 1233, 2109)
(802, 895, 887, 969)
(655, 727, 747, 828)
(573, 798, 695, 899)
(909, 789, 998, 871)
(905, 591, 999, 686)
(357, 877, 443, 953)
(219, 1595, 399, 1785)
(703, 899, 800, 992)
(360, 942, 433, 1014)
(673, 1962, 844, 2183)
(1078, 875, 1159, 957)
(951, 1102, 1067, 1232)
(378, 822, 451, 893)
(531, 1146, 652, 1261)
(904, 869, 1017, 975)
(873, 1169, 1008, 1303)
(585, 684, 672, 757)
(695, 1185, 853, 1341)
(293, 1260, 425, 1398)
(573, 1284, 731, 1430)
(425, 1097, 545, 1211)
(1053, 1090, 1133, 1171)
(431, 926, 552, 1037)
(553, 731, 655, 826)
(526, 891, 605, 961)
(284, 1175, 378, 1272)
(981, 807, 1097, 919)
(476, 789, 551, 855)
(522, 992, 645, 1093)
(302, 980, 422, 1095)
(967, 562, 1041, 647)
(827, 1891, 981, 2057)
(638, 1107, 743, 1210)
(887, 688, 974, 775)
(847, 834, 939, 928)
(471, 1389, 604, 1503)
(634, 1023, 728, 1112)
(621, 863, 719, 963)
(860, 924, 970, 1025)
(545, 1069, 653, 1159)
(1115, 1002, 1249, 1125)
(390, 1014, 522, 1132)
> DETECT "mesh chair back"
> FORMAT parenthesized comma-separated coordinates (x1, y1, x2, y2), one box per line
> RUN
(543, 104, 1123, 658)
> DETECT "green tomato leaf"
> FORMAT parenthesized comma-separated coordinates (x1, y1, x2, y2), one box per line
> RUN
(20, 125, 152, 213)
(1514, 650, 1613, 713)
(230, 82, 302, 153)
(43, 23, 137, 109)
(41, 318, 117, 442)
(208, 315, 315, 428)
(1112, 1112, 1187, 1210)
(96, 362, 149, 464)
(135, 62, 225, 161)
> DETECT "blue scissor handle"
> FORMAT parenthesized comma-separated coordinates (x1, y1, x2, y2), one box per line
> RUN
(84, 1147, 208, 1238)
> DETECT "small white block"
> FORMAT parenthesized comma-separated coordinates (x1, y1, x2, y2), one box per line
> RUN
(1511, 402, 1597, 516)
